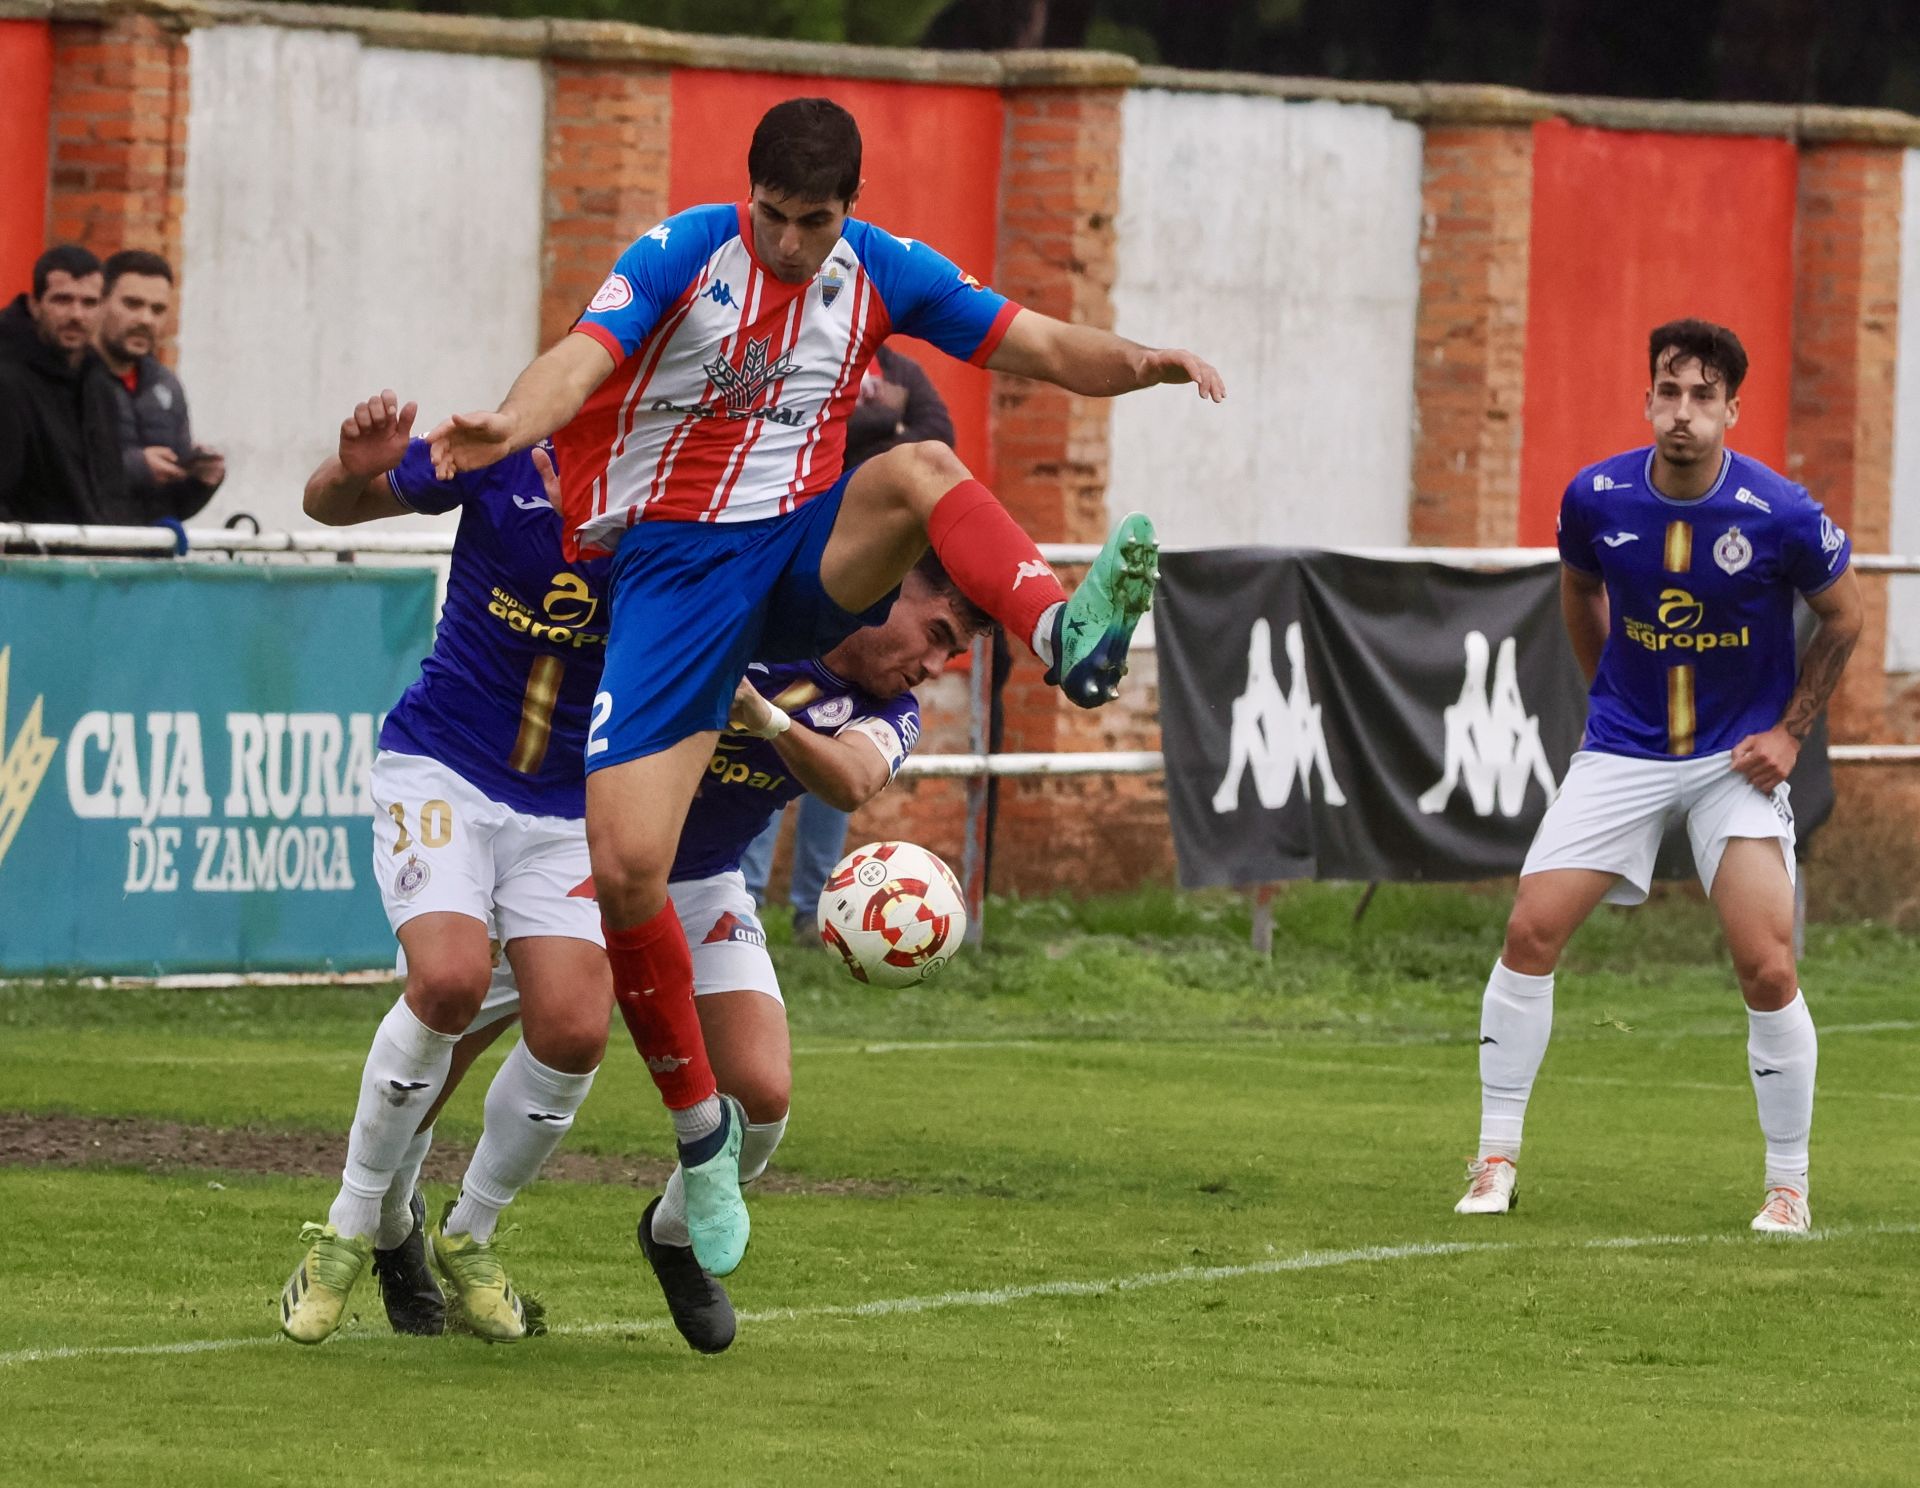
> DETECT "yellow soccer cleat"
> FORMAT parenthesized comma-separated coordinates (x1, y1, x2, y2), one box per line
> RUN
(429, 1207, 541, 1342)
(279, 1223, 373, 1345)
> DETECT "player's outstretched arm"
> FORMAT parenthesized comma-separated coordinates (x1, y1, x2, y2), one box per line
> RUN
(728, 680, 891, 812)
(1732, 567, 1865, 793)
(1559, 564, 1608, 684)
(985, 309, 1225, 402)
(426, 333, 615, 479)
(303, 390, 419, 526)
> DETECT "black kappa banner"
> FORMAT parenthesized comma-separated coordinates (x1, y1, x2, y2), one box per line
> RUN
(1155, 550, 1833, 888)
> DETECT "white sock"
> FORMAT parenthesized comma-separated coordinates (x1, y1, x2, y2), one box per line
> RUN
(375, 1127, 434, 1250)
(652, 1114, 789, 1249)
(1476, 960, 1554, 1161)
(445, 1042, 597, 1243)
(328, 1000, 459, 1240)
(670, 1095, 723, 1147)
(1031, 602, 1062, 669)
(1748, 991, 1817, 1192)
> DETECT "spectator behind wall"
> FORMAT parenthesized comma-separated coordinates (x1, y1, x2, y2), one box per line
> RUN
(740, 345, 957, 932)
(0, 244, 129, 523)
(97, 250, 225, 521)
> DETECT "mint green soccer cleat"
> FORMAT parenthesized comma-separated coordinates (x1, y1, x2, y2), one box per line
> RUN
(1046, 511, 1160, 709)
(682, 1095, 750, 1278)
(279, 1222, 372, 1345)
(430, 1205, 541, 1342)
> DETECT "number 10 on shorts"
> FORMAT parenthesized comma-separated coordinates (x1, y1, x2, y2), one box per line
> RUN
(388, 799, 454, 853)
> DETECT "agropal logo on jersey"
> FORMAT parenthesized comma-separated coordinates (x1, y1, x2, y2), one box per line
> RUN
(1211, 619, 1347, 813)
(1417, 631, 1557, 818)
(1623, 587, 1751, 654)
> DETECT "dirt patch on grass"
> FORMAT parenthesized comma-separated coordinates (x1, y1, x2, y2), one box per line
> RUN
(0, 1111, 900, 1197)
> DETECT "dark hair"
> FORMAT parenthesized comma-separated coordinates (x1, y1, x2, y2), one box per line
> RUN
(1648, 318, 1748, 396)
(32, 243, 102, 299)
(747, 98, 862, 205)
(909, 549, 993, 637)
(103, 249, 174, 293)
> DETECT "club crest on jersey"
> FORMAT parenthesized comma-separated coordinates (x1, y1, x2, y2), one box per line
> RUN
(808, 696, 855, 728)
(1714, 526, 1753, 576)
(701, 335, 803, 418)
(820, 263, 846, 308)
(394, 855, 430, 899)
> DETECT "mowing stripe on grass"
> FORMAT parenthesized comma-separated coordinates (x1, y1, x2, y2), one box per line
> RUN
(5, 1222, 1914, 1371)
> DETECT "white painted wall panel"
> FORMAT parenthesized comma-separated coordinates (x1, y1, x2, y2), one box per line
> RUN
(1888, 149, 1920, 671)
(1109, 92, 1423, 550)
(177, 27, 544, 533)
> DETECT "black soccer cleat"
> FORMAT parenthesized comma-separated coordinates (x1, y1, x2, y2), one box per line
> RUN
(371, 1190, 446, 1336)
(638, 1195, 737, 1354)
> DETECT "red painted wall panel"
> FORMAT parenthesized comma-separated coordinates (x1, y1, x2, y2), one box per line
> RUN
(1520, 119, 1796, 544)
(0, 20, 52, 299)
(669, 70, 1004, 479)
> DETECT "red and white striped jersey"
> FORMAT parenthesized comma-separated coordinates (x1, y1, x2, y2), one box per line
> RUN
(558, 202, 1018, 557)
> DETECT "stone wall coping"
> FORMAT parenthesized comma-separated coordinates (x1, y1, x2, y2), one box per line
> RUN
(12, 0, 1920, 144)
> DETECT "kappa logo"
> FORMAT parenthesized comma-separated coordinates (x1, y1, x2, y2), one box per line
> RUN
(704, 281, 737, 309)
(1012, 559, 1053, 590)
(1211, 619, 1347, 814)
(0, 646, 59, 875)
(645, 1053, 690, 1073)
(1735, 487, 1772, 514)
(1417, 631, 1558, 818)
(644, 223, 671, 248)
(1601, 532, 1640, 548)
(701, 335, 802, 417)
(1593, 473, 1631, 492)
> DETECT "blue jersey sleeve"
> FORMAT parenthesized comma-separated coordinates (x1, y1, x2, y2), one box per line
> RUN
(385, 437, 469, 515)
(840, 691, 922, 781)
(851, 221, 1019, 365)
(1556, 478, 1600, 574)
(1781, 490, 1851, 595)
(574, 204, 740, 360)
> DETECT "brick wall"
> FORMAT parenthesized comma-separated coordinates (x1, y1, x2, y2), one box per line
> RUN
(1410, 125, 1534, 549)
(1789, 143, 1904, 744)
(540, 60, 673, 348)
(46, 10, 189, 357)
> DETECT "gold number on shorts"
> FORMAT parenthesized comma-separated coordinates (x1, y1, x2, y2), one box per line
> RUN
(388, 802, 412, 855)
(420, 799, 454, 849)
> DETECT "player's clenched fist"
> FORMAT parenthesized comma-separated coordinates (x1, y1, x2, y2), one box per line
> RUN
(339, 389, 418, 479)
(1730, 727, 1799, 795)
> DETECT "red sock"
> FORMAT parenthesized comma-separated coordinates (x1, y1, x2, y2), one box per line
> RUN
(926, 480, 1066, 657)
(604, 902, 715, 1111)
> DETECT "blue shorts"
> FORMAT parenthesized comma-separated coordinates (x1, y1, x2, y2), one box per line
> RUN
(588, 471, 898, 771)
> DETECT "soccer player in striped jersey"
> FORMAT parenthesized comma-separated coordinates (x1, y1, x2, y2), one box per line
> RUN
(1454, 320, 1863, 1234)
(429, 98, 1224, 1275)
(277, 392, 614, 1344)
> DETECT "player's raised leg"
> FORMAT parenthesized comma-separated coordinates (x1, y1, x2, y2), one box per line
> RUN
(1457, 867, 1615, 1215)
(642, 985, 792, 1353)
(1709, 836, 1816, 1234)
(589, 737, 749, 1276)
(280, 911, 490, 1343)
(823, 441, 1158, 710)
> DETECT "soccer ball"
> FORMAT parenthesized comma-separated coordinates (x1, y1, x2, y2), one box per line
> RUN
(816, 840, 967, 988)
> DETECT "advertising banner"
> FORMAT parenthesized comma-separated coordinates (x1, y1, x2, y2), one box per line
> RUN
(0, 559, 438, 975)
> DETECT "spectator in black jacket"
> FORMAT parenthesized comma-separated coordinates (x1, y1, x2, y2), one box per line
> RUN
(96, 250, 224, 521)
(0, 244, 129, 524)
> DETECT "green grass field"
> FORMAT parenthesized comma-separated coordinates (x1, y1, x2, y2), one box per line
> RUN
(4, 884, 1918, 1486)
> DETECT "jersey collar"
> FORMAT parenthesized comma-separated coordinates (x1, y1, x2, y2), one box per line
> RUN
(1640, 446, 1731, 508)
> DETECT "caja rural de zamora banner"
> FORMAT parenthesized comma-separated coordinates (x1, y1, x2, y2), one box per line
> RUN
(0, 559, 438, 976)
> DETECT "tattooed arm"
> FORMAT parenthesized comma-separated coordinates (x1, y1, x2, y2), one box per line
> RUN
(1730, 568, 1865, 793)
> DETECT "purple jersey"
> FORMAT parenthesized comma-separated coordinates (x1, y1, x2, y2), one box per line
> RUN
(1557, 446, 1850, 761)
(672, 657, 921, 881)
(379, 439, 611, 817)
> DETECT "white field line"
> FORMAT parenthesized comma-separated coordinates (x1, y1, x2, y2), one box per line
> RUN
(3, 1222, 1913, 1372)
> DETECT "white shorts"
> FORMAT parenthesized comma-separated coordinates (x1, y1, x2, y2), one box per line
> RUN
(1521, 749, 1795, 905)
(473, 869, 781, 1032)
(369, 750, 601, 947)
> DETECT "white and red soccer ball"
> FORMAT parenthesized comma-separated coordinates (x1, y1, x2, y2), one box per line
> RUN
(816, 840, 967, 988)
